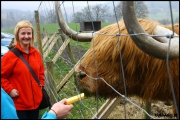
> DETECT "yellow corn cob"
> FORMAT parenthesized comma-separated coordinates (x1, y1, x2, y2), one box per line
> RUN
(65, 93, 84, 105)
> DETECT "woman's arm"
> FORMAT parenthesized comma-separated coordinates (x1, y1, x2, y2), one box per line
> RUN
(41, 98, 73, 119)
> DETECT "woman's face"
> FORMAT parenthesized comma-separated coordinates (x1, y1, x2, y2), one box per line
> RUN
(18, 27, 32, 46)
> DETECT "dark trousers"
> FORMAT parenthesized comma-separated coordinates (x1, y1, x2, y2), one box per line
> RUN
(16, 108, 39, 119)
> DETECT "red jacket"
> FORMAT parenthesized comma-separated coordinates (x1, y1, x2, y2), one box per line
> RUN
(1, 43, 45, 110)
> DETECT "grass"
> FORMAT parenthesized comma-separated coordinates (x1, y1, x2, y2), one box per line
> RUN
(148, 9, 179, 22)
(36, 24, 109, 118)
(40, 49, 106, 119)
(2, 29, 14, 34)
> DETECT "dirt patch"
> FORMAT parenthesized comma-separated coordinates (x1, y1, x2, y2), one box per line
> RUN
(107, 96, 176, 119)
(61, 45, 87, 63)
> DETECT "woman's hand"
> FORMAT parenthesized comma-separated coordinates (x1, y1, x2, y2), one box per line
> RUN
(9, 89, 19, 98)
(49, 98, 74, 119)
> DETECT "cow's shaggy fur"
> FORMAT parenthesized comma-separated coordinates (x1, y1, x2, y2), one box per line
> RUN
(75, 19, 179, 115)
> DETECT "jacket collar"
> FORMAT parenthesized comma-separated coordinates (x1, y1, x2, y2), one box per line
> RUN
(14, 43, 37, 54)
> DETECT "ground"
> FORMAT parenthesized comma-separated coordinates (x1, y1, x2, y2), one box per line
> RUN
(108, 96, 176, 119)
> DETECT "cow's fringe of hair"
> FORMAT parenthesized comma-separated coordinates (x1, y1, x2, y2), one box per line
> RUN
(86, 19, 179, 113)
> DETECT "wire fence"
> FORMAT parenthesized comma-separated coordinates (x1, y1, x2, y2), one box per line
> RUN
(28, 1, 179, 119)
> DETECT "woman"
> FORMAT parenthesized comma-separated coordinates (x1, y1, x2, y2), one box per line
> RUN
(1, 20, 73, 119)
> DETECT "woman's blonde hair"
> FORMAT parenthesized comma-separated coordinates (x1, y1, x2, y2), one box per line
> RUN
(14, 20, 34, 45)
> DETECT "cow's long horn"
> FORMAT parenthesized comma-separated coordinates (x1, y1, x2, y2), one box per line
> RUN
(122, 1, 179, 60)
(55, 1, 95, 42)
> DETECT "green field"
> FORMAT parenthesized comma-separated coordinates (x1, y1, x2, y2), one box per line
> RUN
(149, 11, 179, 22)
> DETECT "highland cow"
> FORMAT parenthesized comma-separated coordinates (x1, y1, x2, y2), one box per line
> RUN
(74, 19, 179, 116)
(55, 1, 179, 116)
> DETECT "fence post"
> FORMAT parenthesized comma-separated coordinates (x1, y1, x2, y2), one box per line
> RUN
(58, 28, 75, 64)
(46, 61, 58, 104)
(34, 10, 43, 57)
(144, 101, 151, 119)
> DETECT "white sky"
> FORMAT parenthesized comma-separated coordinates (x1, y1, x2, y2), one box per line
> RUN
(1, 1, 107, 11)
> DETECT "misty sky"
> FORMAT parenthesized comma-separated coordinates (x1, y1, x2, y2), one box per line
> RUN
(1, 1, 107, 11)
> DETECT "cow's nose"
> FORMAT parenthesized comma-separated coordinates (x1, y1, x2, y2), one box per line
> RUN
(75, 72, 86, 80)
(74, 71, 86, 81)
(79, 74, 86, 79)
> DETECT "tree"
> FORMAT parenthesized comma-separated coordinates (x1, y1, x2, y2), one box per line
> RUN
(8, 11, 16, 21)
(39, 14, 46, 24)
(47, 9, 57, 23)
(114, 1, 149, 21)
(72, 12, 84, 23)
(81, 5, 94, 21)
(158, 18, 170, 25)
(174, 17, 179, 24)
(91, 4, 111, 22)
(71, 4, 111, 23)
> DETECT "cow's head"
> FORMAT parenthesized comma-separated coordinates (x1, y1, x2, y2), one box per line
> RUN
(73, 19, 179, 98)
